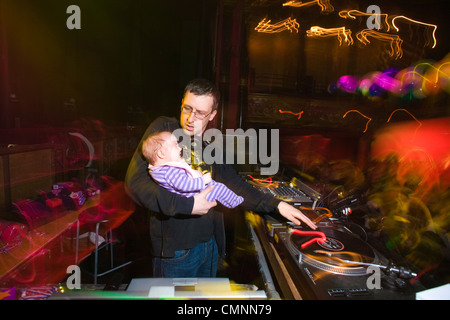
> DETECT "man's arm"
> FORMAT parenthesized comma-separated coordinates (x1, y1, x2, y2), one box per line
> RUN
(124, 117, 216, 216)
(214, 163, 316, 228)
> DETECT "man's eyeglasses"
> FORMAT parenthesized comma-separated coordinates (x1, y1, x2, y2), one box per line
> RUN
(181, 105, 212, 120)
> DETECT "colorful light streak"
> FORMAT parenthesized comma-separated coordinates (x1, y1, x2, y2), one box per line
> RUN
(307, 26, 353, 46)
(283, 0, 334, 14)
(254, 17, 300, 33)
(399, 60, 450, 96)
(333, 54, 450, 98)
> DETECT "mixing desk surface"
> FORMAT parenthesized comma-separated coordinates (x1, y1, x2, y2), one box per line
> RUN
(249, 180, 313, 205)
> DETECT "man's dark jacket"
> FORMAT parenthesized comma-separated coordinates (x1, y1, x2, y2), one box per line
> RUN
(125, 116, 281, 257)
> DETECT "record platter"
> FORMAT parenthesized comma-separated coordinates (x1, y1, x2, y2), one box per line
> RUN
(265, 219, 423, 300)
(289, 227, 378, 276)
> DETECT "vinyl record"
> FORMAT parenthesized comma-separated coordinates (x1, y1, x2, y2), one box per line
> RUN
(290, 227, 376, 274)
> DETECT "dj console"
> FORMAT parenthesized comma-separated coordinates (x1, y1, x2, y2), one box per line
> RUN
(264, 219, 424, 300)
(249, 178, 426, 300)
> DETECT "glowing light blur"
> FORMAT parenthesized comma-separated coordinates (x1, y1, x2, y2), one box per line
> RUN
(278, 109, 304, 119)
(368, 118, 450, 274)
(337, 75, 359, 93)
(387, 109, 423, 138)
(254, 17, 300, 33)
(0, 177, 135, 287)
(338, 9, 390, 31)
(283, 0, 334, 14)
(398, 59, 450, 97)
(306, 26, 353, 46)
(255, 4, 440, 62)
(356, 29, 403, 59)
(307, 26, 353, 46)
(342, 110, 372, 133)
(334, 54, 450, 98)
(391, 15, 437, 49)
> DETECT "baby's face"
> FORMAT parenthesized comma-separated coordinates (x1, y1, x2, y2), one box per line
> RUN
(163, 133, 182, 162)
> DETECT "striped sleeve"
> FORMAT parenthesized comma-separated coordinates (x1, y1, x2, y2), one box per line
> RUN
(162, 166, 205, 193)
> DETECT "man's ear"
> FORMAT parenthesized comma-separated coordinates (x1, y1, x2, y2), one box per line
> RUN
(208, 109, 217, 122)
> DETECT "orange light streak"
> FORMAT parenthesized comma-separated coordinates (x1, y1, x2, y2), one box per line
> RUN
(338, 9, 390, 31)
(283, 0, 334, 13)
(307, 26, 354, 46)
(254, 17, 300, 33)
(387, 108, 423, 139)
(299, 206, 333, 223)
(343, 109, 372, 133)
(391, 15, 437, 48)
(356, 29, 403, 59)
(279, 109, 304, 119)
(314, 250, 369, 265)
(387, 108, 422, 125)
(247, 175, 273, 185)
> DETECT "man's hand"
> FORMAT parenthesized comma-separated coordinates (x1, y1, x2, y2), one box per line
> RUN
(192, 185, 217, 215)
(277, 201, 317, 229)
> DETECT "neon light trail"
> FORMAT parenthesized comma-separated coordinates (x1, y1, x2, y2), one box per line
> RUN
(356, 29, 403, 59)
(338, 9, 391, 31)
(254, 17, 300, 33)
(278, 109, 304, 119)
(333, 55, 450, 98)
(342, 110, 372, 133)
(387, 109, 423, 139)
(283, 0, 334, 14)
(391, 15, 437, 48)
(307, 26, 353, 46)
(255, 3, 440, 61)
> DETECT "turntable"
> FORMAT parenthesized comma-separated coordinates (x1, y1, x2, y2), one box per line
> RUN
(266, 220, 423, 300)
(289, 227, 377, 276)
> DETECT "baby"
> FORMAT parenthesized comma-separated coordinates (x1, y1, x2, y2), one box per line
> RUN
(142, 131, 244, 208)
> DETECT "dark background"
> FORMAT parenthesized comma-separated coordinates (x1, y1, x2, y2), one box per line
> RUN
(1, 0, 448, 130)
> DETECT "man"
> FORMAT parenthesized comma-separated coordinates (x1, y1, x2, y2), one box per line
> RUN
(125, 78, 316, 278)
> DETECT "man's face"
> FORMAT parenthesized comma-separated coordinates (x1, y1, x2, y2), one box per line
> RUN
(179, 91, 217, 136)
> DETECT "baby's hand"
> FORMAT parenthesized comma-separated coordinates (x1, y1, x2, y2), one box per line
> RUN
(202, 172, 212, 185)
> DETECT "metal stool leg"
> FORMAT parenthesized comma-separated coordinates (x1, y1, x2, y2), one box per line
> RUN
(94, 222, 100, 285)
(90, 221, 132, 285)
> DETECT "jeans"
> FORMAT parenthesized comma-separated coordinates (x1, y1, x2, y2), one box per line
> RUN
(152, 237, 218, 278)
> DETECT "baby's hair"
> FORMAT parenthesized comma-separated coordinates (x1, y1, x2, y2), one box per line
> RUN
(142, 131, 172, 165)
